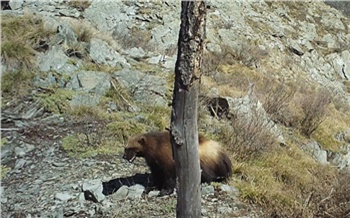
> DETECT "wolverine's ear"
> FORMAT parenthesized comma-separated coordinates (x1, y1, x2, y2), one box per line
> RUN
(138, 136, 146, 145)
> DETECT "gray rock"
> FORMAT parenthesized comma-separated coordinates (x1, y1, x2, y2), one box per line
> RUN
(21, 100, 44, 119)
(23, 143, 35, 153)
(303, 141, 328, 164)
(331, 50, 350, 80)
(220, 184, 240, 196)
(82, 179, 105, 202)
(90, 38, 129, 67)
(68, 71, 111, 95)
(53, 23, 78, 48)
(148, 55, 162, 65)
(113, 69, 167, 106)
(113, 185, 128, 200)
(36, 46, 69, 73)
(147, 190, 160, 198)
(33, 73, 58, 88)
(1, 144, 14, 159)
(69, 93, 101, 108)
(14, 147, 26, 157)
(9, 0, 24, 10)
(14, 159, 26, 170)
(218, 206, 233, 214)
(202, 185, 215, 196)
(210, 95, 285, 144)
(127, 184, 144, 199)
(329, 147, 350, 172)
(126, 47, 146, 59)
(160, 55, 177, 69)
(52, 162, 66, 167)
(55, 192, 75, 202)
(84, 1, 131, 32)
(0, 186, 7, 204)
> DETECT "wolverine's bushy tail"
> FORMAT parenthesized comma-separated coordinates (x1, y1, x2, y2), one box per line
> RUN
(199, 138, 232, 183)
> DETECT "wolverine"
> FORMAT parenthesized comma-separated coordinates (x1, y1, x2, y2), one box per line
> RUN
(123, 131, 232, 196)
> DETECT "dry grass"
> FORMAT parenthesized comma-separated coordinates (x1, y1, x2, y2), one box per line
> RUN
(1, 13, 55, 70)
(299, 88, 332, 137)
(67, 0, 91, 11)
(1, 70, 35, 98)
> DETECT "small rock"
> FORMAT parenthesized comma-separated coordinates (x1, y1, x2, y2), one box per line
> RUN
(14, 147, 26, 157)
(148, 55, 162, 64)
(55, 192, 75, 202)
(113, 185, 128, 200)
(0, 186, 7, 203)
(78, 193, 85, 202)
(127, 184, 144, 199)
(52, 162, 66, 167)
(14, 159, 26, 170)
(9, 0, 24, 10)
(126, 47, 146, 59)
(148, 190, 160, 198)
(218, 206, 233, 214)
(220, 184, 240, 196)
(201, 185, 215, 196)
(82, 179, 105, 202)
(23, 143, 35, 153)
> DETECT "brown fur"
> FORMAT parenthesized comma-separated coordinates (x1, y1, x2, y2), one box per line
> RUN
(123, 131, 232, 196)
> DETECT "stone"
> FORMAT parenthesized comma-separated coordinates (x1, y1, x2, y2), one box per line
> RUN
(0, 186, 7, 204)
(69, 71, 111, 95)
(9, 0, 24, 10)
(90, 38, 129, 67)
(113, 69, 167, 106)
(14, 159, 26, 170)
(36, 46, 69, 73)
(55, 192, 75, 202)
(113, 185, 128, 200)
(82, 179, 105, 202)
(147, 190, 160, 198)
(220, 184, 240, 196)
(14, 147, 26, 157)
(303, 141, 328, 164)
(126, 47, 146, 59)
(127, 184, 144, 199)
(69, 93, 101, 108)
(148, 55, 162, 64)
(201, 185, 215, 196)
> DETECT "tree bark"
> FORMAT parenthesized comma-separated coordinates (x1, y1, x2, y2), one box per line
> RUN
(170, 1, 206, 217)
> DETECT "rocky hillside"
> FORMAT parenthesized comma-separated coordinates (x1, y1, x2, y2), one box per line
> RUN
(1, 0, 350, 217)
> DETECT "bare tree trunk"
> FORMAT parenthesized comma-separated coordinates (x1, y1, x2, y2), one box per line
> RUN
(170, 1, 206, 217)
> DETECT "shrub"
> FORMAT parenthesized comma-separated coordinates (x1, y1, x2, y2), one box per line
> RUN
(260, 78, 295, 124)
(299, 88, 331, 137)
(313, 170, 350, 217)
(217, 102, 278, 160)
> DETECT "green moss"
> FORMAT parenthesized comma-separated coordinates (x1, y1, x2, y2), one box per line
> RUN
(1, 165, 10, 179)
(61, 133, 122, 158)
(36, 89, 74, 114)
(141, 105, 172, 131)
(1, 138, 8, 147)
(106, 119, 148, 141)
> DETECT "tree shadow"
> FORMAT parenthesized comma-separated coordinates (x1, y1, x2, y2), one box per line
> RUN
(102, 173, 153, 195)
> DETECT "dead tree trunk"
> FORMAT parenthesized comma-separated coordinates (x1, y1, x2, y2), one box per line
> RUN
(170, 1, 207, 217)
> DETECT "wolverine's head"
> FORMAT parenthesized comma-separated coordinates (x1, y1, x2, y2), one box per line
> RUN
(123, 135, 146, 163)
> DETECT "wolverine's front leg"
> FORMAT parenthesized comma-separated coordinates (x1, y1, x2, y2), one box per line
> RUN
(158, 172, 176, 196)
